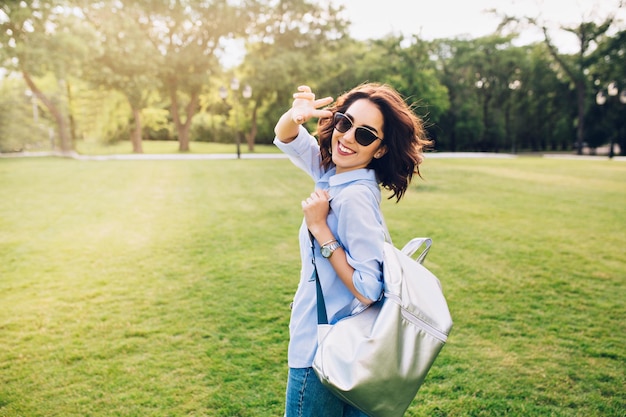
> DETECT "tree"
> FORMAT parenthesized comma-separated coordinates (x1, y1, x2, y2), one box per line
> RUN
(0, 0, 93, 153)
(370, 36, 450, 145)
(0, 77, 46, 152)
(521, 44, 576, 152)
(80, 0, 162, 153)
(500, 0, 625, 154)
(81, 0, 247, 153)
(540, 19, 617, 154)
(588, 29, 626, 155)
(431, 36, 530, 152)
(147, 0, 247, 152)
(239, 0, 349, 146)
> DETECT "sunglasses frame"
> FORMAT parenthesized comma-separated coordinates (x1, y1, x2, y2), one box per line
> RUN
(333, 112, 382, 147)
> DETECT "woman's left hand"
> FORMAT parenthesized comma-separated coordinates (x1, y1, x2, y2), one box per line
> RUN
(301, 189, 331, 233)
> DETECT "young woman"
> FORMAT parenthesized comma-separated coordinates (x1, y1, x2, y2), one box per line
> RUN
(274, 83, 431, 417)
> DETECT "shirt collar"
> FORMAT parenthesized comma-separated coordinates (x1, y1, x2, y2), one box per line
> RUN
(329, 168, 377, 186)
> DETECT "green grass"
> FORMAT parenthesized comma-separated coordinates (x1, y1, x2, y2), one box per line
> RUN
(0, 156, 624, 416)
(74, 140, 281, 155)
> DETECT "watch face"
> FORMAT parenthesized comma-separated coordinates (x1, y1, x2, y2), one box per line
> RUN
(321, 241, 340, 258)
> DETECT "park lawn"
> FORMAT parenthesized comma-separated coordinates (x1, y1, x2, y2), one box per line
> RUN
(0, 156, 624, 416)
(74, 139, 281, 155)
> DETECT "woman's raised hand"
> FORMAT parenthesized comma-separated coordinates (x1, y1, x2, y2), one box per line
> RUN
(291, 86, 334, 125)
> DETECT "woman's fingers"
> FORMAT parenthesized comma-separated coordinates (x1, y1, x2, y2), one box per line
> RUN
(293, 92, 315, 101)
(302, 190, 329, 206)
(291, 86, 333, 124)
(314, 96, 334, 108)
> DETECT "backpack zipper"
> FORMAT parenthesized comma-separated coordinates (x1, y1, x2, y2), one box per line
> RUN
(385, 293, 448, 343)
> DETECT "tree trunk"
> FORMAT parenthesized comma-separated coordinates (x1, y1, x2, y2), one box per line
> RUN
(575, 80, 585, 155)
(131, 107, 143, 153)
(65, 80, 77, 146)
(174, 95, 199, 153)
(178, 127, 190, 151)
(169, 83, 199, 152)
(22, 70, 72, 153)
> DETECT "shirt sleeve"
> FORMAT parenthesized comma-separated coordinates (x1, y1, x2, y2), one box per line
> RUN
(333, 185, 385, 301)
(273, 125, 325, 181)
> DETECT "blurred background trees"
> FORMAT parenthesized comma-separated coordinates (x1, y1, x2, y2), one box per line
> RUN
(0, 0, 624, 155)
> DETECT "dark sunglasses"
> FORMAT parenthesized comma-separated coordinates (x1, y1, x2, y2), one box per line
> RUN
(333, 112, 382, 147)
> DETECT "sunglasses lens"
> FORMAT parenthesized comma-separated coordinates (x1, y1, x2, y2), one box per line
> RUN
(333, 112, 379, 146)
(333, 113, 351, 133)
(355, 129, 377, 146)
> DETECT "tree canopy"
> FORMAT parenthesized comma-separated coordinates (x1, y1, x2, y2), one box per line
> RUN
(1, 0, 624, 155)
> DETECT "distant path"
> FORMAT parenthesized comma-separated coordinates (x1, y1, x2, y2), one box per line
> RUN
(0, 151, 289, 160)
(1, 151, 624, 161)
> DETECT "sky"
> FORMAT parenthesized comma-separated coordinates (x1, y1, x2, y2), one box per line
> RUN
(215, 0, 624, 67)
(337, 0, 626, 53)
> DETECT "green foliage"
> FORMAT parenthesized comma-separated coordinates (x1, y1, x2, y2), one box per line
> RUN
(1, 1, 624, 154)
(81, 1, 161, 108)
(0, 1, 90, 77)
(0, 80, 47, 152)
(0, 73, 78, 152)
(65, 86, 132, 144)
(587, 30, 626, 153)
(0, 156, 624, 416)
(239, 0, 350, 146)
(141, 107, 173, 141)
(191, 113, 231, 144)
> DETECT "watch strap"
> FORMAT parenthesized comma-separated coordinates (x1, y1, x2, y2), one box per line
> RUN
(323, 241, 341, 251)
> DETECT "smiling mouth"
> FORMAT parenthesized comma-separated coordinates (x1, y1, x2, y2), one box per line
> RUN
(337, 142, 355, 155)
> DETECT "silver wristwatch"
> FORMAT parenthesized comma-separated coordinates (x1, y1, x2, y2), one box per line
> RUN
(321, 241, 342, 258)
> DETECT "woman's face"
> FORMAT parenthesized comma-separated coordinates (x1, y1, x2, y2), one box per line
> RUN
(331, 99, 386, 174)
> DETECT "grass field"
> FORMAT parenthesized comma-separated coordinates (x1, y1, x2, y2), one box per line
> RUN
(74, 139, 281, 155)
(0, 155, 624, 416)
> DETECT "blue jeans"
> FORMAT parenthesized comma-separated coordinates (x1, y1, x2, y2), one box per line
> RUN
(285, 367, 369, 417)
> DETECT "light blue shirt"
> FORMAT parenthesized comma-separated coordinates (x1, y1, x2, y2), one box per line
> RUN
(274, 126, 386, 368)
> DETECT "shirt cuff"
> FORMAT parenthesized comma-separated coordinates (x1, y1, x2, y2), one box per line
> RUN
(352, 269, 383, 302)
(273, 125, 311, 155)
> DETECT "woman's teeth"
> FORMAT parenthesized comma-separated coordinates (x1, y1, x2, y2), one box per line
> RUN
(338, 142, 354, 154)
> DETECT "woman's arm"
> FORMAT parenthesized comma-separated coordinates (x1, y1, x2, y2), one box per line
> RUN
(302, 190, 374, 306)
(274, 109, 301, 143)
(274, 85, 333, 143)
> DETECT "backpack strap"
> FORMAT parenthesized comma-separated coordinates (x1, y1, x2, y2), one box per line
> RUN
(309, 230, 329, 325)
(400, 238, 432, 264)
